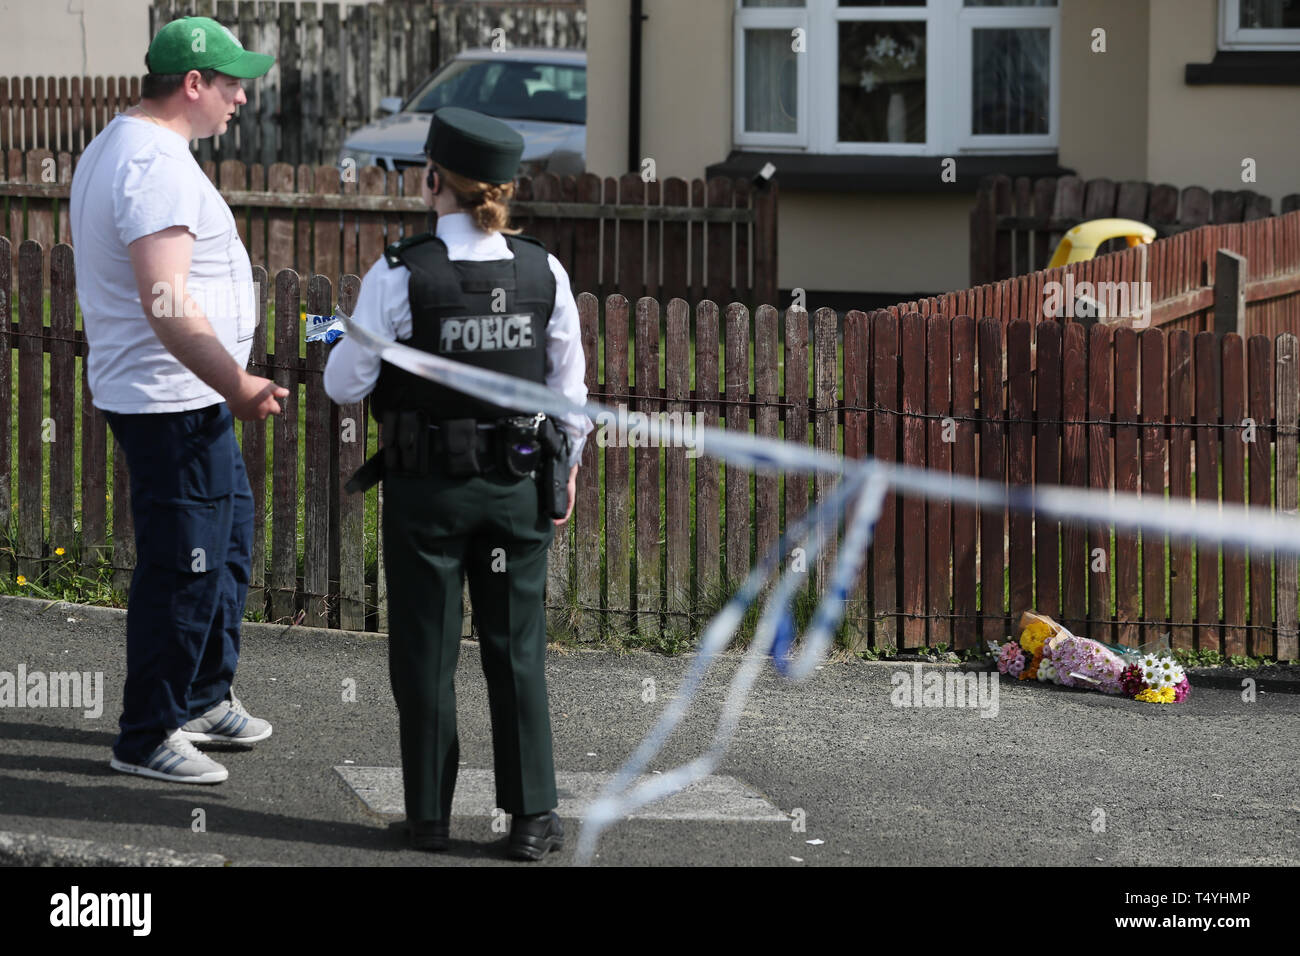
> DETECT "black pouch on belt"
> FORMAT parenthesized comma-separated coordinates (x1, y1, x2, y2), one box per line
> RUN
(537, 417, 571, 519)
(381, 410, 400, 472)
(395, 410, 430, 476)
(441, 418, 481, 478)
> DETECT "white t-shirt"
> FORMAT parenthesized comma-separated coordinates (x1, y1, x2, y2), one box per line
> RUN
(70, 113, 255, 413)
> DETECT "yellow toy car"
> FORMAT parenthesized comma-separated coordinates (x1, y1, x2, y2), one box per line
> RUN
(1047, 218, 1156, 268)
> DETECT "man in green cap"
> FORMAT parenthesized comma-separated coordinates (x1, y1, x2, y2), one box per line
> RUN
(325, 107, 591, 860)
(70, 17, 283, 785)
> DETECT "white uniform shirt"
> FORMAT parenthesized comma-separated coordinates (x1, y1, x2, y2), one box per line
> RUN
(323, 212, 592, 464)
(70, 114, 256, 413)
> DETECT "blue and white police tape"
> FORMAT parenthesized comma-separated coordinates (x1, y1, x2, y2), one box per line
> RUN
(337, 309, 1300, 554)
(335, 309, 1300, 864)
(304, 312, 346, 345)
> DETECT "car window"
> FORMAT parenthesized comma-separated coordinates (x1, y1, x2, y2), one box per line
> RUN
(407, 60, 586, 124)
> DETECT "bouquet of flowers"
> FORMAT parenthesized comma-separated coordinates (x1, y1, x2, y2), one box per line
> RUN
(858, 33, 925, 93)
(990, 611, 1190, 704)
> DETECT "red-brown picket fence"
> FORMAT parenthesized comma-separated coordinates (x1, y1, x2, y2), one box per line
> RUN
(0, 149, 777, 309)
(4, 210, 1300, 655)
(959, 204, 1300, 341)
(971, 172, 1300, 286)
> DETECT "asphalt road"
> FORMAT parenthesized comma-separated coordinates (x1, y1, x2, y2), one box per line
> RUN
(1, 595, 1296, 866)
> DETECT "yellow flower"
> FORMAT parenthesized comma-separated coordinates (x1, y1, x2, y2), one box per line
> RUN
(16, 575, 26, 586)
(55, 547, 65, 556)
(1135, 687, 1175, 704)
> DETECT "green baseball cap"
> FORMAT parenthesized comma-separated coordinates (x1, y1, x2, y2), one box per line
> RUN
(146, 16, 274, 79)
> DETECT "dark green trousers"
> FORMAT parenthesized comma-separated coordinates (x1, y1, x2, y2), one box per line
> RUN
(382, 469, 557, 822)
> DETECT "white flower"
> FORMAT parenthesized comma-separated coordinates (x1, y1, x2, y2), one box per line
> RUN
(1038, 659, 1058, 684)
(860, 70, 878, 93)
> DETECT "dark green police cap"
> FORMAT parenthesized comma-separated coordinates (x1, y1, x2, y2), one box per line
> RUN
(423, 107, 524, 185)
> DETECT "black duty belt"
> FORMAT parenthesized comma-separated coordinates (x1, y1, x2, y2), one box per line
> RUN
(344, 415, 544, 493)
(428, 421, 499, 463)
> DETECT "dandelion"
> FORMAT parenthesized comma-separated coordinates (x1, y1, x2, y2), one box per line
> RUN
(55, 547, 65, 556)
(16, 575, 27, 586)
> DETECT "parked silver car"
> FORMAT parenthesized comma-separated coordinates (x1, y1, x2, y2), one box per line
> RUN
(338, 48, 586, 177)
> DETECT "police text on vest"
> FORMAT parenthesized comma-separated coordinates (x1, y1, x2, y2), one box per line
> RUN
(440, 314, 534, 353)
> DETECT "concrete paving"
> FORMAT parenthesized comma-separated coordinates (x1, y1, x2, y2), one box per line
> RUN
(1, 595, 1297, 866)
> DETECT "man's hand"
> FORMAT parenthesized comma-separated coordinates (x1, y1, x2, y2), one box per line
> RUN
(229, 372, 290, 421)
(553, 464, 579, 527)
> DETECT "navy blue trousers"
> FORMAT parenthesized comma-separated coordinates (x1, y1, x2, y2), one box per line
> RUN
(103, 404, 253, 764)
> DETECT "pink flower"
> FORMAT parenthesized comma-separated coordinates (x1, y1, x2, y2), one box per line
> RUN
(997, 641, 1023, 675)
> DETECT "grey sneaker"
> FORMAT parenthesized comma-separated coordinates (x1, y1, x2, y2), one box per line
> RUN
(110, 730, 229, 784)
(179, 693, 273, 745)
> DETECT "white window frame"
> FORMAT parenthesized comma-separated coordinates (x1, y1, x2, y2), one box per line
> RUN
(812, 2, 936, 156)
(1220, 0, 1300, 50)
(733, 0, 1060, 157)
(734, 5, 811, 148)
(958, 5, 1058, 151)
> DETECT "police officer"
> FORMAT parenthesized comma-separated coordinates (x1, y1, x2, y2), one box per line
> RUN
(323, 107, 590, 860)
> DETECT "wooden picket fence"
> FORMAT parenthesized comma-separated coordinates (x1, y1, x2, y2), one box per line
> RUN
(0, 0, 586, 166)
(0, 77, 142, 158)
(0, 150, 777, 307)
(959, 198, 1300, 342)
(971, 173, 1300, 286)
(5, 210, 1300, 656)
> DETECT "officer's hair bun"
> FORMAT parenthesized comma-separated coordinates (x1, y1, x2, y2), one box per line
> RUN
(435, 164, 523, 236)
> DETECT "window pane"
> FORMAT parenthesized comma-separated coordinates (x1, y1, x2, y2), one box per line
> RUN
(839, 1, 926, 6)
(745, 29, 800, 133)
(1240, 0, 1300, 28)
(742, 0, 806, 7)
(409, 61, 586, 123)
(971, 27, 1049, 135)
(964, 1, 1057, 6)
(839, 22, 926, 143)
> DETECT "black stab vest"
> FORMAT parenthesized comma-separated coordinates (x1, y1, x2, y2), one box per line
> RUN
(371, 234, 556, 422)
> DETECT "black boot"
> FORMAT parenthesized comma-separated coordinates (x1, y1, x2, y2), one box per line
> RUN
(507, 810, 564, 861)
(410, 819, 450, 852)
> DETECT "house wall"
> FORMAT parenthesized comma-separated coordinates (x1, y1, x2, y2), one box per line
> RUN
(584, 0, 630, 177)
(588, 0, 971, 296)
(1057, 0, 1149, 184)
(1146, 0, 1300, 205)
(0, 0, 155, 76)
(586, 0, 732, 181)
(783, 193, 972, 301)
(0, 0, 372, 76)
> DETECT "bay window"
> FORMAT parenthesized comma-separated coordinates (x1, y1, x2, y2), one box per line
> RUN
(735, 0, 1060, 155)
